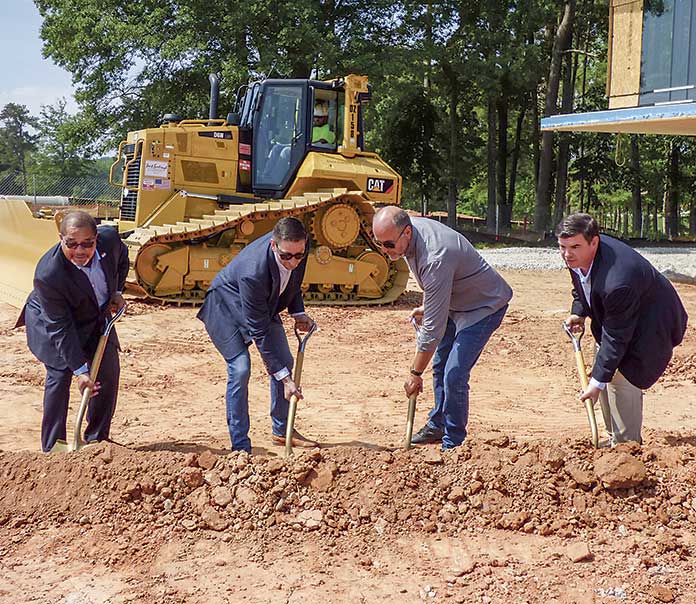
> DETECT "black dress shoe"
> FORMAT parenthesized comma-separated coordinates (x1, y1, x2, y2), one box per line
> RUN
(411, 424, 444, 445)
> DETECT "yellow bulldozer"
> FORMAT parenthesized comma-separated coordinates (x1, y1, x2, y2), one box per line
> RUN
(0, 74, 409, 308)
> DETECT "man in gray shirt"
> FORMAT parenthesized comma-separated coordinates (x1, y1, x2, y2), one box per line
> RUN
(373, 207, 512, 449)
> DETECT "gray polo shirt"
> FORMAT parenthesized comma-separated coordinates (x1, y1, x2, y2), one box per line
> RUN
(405, 217, 513, 352)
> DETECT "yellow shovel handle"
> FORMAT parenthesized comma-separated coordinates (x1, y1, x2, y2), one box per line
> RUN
(575, 350, 599, 449)
(285, 349, 305, 458)
(405, 393, 417, 450)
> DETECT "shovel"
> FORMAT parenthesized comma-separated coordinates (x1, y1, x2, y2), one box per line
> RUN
(562, 322, 599, 448)
(405, 318, 421, 450)
(285, 321, 318, 457)
(70, 304, 126, 452)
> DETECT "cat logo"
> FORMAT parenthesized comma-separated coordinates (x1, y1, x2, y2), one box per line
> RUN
(366, 178, 394, 194)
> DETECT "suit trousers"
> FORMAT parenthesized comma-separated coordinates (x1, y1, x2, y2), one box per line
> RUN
(221, 321, 294, 453)
(41, 341, 120, 452)
(598, 369, 644, 445)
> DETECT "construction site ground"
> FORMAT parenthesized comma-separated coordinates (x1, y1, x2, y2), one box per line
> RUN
(1, 269, 695, 604)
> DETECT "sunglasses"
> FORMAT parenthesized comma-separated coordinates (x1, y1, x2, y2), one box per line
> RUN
(374, 224, 408, 249)
(62, 237, 96, 250)
(277, 248, 305, 261)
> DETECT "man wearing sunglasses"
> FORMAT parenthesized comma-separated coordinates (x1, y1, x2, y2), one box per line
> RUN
(373, 206, 512, 450)
(16, 210, 129, 452)
(198, 217, 318, 453)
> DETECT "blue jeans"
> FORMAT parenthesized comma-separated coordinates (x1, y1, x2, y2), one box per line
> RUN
(427, 305, 507, 449)
(223, 321, 293, 452)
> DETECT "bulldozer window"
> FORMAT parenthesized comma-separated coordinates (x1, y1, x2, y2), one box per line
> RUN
(254, 84, 306, 191)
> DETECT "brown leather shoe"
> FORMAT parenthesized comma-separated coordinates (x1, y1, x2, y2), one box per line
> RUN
(272, 429, 319, 448)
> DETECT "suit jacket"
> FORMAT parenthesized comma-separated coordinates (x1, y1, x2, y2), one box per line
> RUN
(569, 235, 688, 389)
(197, 232, 307, 374)
(16, 225, 129, 372)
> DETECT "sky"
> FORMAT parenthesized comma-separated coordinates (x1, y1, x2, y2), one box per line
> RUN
(0, 0, 77, 117)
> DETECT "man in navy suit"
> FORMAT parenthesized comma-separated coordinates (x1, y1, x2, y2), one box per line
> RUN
(558, 213, 688, 444)
(16, 211, 129, 452)
(197, 217, 318, 453)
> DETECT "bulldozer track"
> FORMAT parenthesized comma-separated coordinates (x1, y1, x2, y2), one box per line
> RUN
(126, 189, 409, 306)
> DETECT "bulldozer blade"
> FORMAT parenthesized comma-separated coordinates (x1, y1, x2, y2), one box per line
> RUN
(0, 199, 61, 308)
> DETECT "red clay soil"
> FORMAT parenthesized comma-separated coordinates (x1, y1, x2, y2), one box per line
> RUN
(0, 270, 695, 603)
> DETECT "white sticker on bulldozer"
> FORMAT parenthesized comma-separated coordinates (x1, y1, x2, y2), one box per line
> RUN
(144, 160, 169, 178)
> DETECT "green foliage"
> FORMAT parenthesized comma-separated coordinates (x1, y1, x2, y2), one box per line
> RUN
(0, 0, 682, 238)
(0, 103, 39, 174)
(380, 86, 440, 209)
(31, 98, 91, 178)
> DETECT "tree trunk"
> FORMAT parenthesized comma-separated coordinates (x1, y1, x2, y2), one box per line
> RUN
(534, 1, 575, 234)
(497, 97, 510, 230)
(630, 135, 642, 236)
(447, 88, 458, 229)
(486, 97, 497, 231)
(689, 196, 696, 235)
(508, 102, 528, 216)
(665, 141, 680, 237)
(532, 88, 540, 194)
(553, 50, 575, 226)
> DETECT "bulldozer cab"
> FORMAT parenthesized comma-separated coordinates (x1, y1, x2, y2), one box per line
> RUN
(239, 79, 353, 198)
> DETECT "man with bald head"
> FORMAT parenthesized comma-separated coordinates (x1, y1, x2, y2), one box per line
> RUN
(373, 207, 512, 449)
(16, 210, 128, 452)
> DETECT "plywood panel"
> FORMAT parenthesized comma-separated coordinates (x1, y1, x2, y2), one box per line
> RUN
(609, 93, 640, 109)
(608, 0, 644, 105)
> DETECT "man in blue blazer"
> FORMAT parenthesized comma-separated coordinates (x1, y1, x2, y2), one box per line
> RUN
(16, 211, 129, 452)
(197, 217, 318, 453)
(558, 213, 688, 444)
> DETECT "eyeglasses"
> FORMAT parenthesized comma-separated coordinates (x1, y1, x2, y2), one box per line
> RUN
(277, 248, 305, 261)
(374, 225, 408, 249)
(62, 237, 96, 250)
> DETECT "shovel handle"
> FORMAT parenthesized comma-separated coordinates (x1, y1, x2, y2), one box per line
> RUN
(567, 330, 600, 449)
(285, 322, 316, 457)
(405, 393, 417, 450)
(404, 318, 421, 449)
(71, 305, 126, 452)
(294, 321, 318, 352)
(285, 394, 299, 457)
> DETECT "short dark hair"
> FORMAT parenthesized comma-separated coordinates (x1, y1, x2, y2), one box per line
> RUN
(555, 213, 599, 243)
(60, 210, 97, 236)
(272, 217, 306, 242)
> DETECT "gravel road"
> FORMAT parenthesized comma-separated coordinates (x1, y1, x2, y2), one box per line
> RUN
(480, 246, 696, 279)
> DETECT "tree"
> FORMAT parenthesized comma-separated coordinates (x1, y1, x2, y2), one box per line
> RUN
(535, 0, 575, 234)
(0, 103, 39, 193)
(33, 98, 91, 178)
(35, 0, 398, 150)
(381, 87, 440, 214)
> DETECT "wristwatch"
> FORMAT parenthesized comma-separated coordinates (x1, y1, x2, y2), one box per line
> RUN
(410, 368, 423, 377)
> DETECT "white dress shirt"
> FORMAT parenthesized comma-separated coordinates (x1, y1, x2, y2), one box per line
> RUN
(72, 252, 109, 377)
(271, 249, 305, 382)
(571, 262, 606, 391)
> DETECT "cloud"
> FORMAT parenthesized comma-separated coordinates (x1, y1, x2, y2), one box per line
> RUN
(0, 86, 78, 117)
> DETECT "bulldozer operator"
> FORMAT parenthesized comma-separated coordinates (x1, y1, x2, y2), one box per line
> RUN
(311, 99, 335, 146)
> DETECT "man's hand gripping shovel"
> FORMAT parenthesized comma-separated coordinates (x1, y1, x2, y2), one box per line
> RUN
(562, 322, 599, 449)
(70, 305, 126, 452)
(285, 322, 318, 457)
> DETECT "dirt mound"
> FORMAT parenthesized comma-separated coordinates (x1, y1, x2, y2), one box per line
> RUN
(3, 433, 695, 551)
